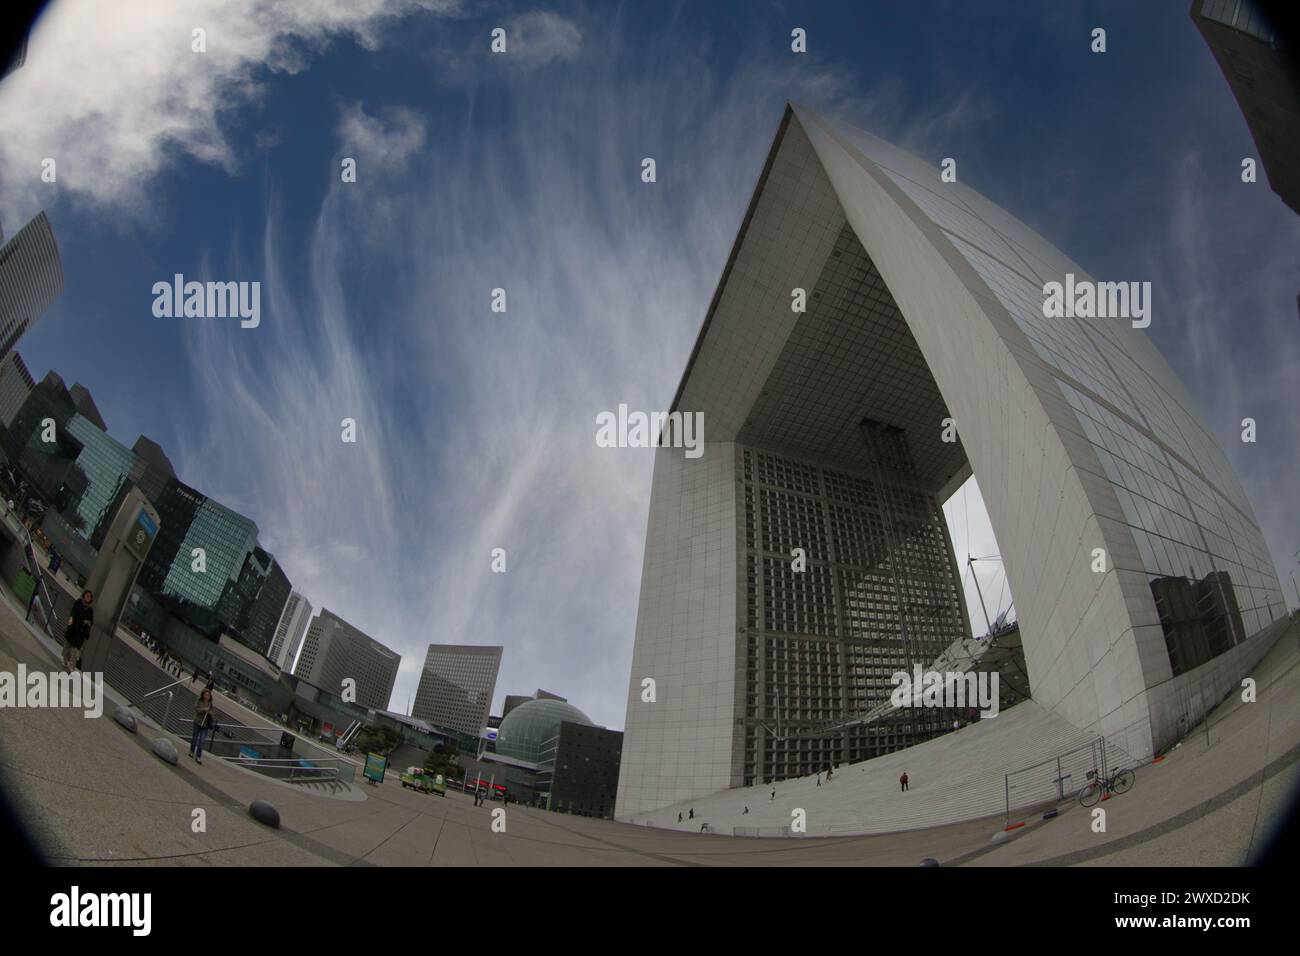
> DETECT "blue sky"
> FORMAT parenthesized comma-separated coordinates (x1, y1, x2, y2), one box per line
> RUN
(1, 1, 1296, 730)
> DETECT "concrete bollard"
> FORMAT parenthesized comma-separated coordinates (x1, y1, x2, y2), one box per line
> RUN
(113, 706, 138, 733)
(152, 738, 179, 765)
(991, 829, 1010, 845)
(249, 800, 281, 829)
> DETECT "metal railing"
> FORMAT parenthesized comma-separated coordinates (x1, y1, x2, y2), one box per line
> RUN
(732, 825, 796, 838)
(225, 756, 348, 784)
(1003, 737, 1108, 822)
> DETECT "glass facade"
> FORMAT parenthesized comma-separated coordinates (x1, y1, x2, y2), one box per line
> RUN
(495, 699, 593, 765)
(834, 124, 1285, 677)
(64, 413, 138, 546)
(143, 484, 258, 619)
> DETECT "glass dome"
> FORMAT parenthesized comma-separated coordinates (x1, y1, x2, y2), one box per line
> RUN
(495, 699, 592, 764)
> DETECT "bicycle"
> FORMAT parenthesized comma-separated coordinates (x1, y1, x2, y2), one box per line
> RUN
(1078, 766, 1135, 807)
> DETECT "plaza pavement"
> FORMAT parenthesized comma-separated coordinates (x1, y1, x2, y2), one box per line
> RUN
(0, 584, 1295, 865)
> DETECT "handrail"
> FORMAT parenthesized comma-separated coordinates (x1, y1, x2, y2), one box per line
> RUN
(225, 756, 354, 766)
(127, 675, 192, 710)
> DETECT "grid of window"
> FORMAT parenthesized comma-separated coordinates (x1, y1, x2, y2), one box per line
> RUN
(61, 415, 136, 540)
(161, 496, 258, 609)
(412, 645, 502, 736)
(740, 447, 968, 784)
(735, 224, 967, 489)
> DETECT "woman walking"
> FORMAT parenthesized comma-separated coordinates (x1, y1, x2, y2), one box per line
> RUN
(190, 688, 215, 764)
(63, 589, 94, 671)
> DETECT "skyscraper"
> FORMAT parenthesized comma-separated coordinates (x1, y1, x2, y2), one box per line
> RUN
(137, 482, 259, 634)
(615, 104, 1287, 820)
(411, 644, 503, 737)
(0, 212, 64, 360)
(269, 590, 313, 671)
(1192, 0, 1299, 215)
(68, 383, 107, 432)
(219, 548, 291, 658)
(0, 350, 34, 427)
(294, 608, 400, 710)
(130, 435, 176, 504)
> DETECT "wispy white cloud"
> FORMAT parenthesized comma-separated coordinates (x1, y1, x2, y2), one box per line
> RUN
(501, 10, 582, 67)
(171, 16, 902, 727)
(0, 0, 460, 220)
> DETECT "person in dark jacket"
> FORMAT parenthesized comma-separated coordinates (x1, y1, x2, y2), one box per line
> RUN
(63, 589, 94, 671)
(190, 688, 215, 764)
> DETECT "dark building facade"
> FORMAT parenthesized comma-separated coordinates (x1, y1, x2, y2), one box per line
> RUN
(68, 382, 107, 432)
(1151, 569, 1248, 676)
(1193, 0, 1300, 215)
(216, 547, 291, 658)
(540, 722, 624, 819)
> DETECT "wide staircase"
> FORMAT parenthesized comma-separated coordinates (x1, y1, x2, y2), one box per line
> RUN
(636, 699, 1139, 837)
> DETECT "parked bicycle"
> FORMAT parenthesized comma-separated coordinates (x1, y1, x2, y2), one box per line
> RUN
(1078, 766, 1135, 807)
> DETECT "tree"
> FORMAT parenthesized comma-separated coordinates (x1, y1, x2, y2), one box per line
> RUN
(422, 740, 461, 780)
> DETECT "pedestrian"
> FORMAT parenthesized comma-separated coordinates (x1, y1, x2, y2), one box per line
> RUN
(816, 773, 822, 787)
(190, 688, 215, 764)
(63, 589, 94, 671)
(900, 771, 909, 793)
(688, 808, 694, 820)
(770, 788, 776, 801)
(205, 671, 215, 691)
(827, 766, 833, 781)
(743, 806, 749, 815)
(677, 812, 683, 823)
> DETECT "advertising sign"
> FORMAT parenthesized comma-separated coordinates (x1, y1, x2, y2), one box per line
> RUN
(364, 752, 387, 784)
(124, 506, 158, 562)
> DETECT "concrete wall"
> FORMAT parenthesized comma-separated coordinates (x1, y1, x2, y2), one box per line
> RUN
(614, 443, 741, 819)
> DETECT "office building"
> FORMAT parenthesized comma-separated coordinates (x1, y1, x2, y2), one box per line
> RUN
(219, 548, 291, 658)
(411, 643, 503, 738)
(1, 374, 293, 655)
(0, 351, 34, 427)
(68, 382, 107, 432)
(1193, 0, 1300, 215)
(269, 590, 313, 671)
(294, 608, 400, 710)
(502, 688, 566, 719)
(0, 212, 64, 359)
(615, 104, 1286, 819)
(538, 722, 624, 819)
(130, 435, 176, 504)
